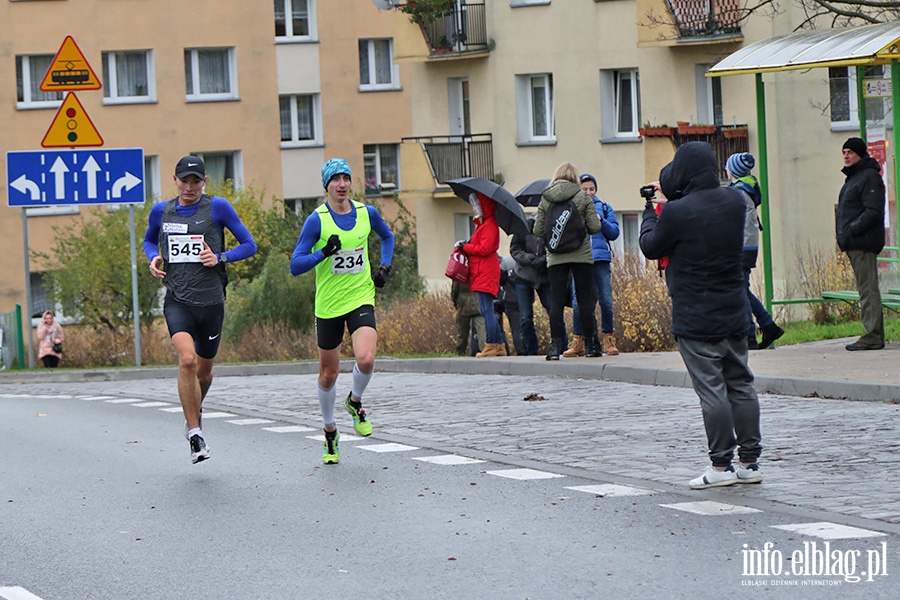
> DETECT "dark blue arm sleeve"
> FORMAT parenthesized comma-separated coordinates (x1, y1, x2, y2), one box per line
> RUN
(290, 212, 325, 276)
(212, 198, 257, 262)
(142, 202, 165, 261)
(368, 206, 395, 266)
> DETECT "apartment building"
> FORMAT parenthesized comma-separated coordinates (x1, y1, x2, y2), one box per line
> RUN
(380, 1, 895, 302)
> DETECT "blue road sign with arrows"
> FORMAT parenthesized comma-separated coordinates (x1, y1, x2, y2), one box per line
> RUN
(6, 148, 144, 207)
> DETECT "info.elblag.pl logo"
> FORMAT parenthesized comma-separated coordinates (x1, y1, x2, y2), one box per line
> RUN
(741, 541, 889, 586)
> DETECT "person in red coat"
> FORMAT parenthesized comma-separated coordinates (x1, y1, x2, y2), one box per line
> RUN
(457, 192, 505, 357)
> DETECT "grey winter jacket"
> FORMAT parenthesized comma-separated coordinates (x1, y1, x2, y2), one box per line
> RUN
(532, 180, 602, 268)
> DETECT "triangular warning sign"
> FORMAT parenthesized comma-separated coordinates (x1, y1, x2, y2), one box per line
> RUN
(42, 92, 104, 148)
(40, 36, 102, 92)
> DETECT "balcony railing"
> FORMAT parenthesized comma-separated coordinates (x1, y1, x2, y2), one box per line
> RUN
(666, 0, 742, 39)
(402, 133, 494, 184)
(673, 125, 750, 181)
(418, 2, 489, 55)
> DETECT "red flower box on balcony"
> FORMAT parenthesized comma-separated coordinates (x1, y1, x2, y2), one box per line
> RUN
(722, 127, 749, 139)
(639, 126, 676, 137)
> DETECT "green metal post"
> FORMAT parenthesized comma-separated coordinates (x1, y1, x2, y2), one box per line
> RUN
(15, 304, 24, 370)
(756, 74, 774, 313)
(857, 65, 867, 139)
(893, 60, 900, 267)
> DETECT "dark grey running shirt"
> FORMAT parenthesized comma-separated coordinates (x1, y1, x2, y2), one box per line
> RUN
(158, 195, 226, 306)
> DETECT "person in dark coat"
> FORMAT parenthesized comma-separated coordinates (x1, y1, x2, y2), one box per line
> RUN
(509, 216, 554, 355)
(836, 137, 885, 351)
(640, 141, 762, 490)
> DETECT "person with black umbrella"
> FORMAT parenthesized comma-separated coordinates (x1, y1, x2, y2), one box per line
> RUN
(457, 192, 507, 357)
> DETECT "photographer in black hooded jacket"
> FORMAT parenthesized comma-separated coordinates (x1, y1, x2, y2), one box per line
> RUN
(640, 141, 763, 491)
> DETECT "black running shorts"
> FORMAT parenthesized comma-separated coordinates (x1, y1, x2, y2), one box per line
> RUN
(316, 304, 377, 350)
(163, 297, 225, 359)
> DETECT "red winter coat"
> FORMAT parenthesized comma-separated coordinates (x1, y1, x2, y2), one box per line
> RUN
(462, 193, 500, 297)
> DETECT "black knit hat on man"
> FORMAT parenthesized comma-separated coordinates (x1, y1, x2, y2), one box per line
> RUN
(842, 137, 868, 158)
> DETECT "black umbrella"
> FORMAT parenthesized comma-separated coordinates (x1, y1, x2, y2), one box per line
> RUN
(447, 177, 530, 237)
(514, 178, 550, 207)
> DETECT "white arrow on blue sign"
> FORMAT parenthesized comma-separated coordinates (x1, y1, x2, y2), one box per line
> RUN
(6, 148, 145, 206)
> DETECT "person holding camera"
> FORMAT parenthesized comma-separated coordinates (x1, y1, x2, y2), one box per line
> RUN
(290, 158, 395, 464)
(36, 310, 64, 368)
(639, 141, 762, 490)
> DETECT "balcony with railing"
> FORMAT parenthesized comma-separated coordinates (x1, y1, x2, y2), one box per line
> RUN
(666, 0, 742, 42)
(402, 1, 490, 58)
(402, 133, 494, 184)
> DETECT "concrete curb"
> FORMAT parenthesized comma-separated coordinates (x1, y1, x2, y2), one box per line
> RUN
(3, 356, 898, 403)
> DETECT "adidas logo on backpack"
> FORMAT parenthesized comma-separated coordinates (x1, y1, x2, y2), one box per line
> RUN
(544, 199, 585, 253)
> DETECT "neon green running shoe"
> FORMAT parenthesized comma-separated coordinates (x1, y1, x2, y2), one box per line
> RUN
(322, 428, 340, 464)
(345, 393, 373, 436)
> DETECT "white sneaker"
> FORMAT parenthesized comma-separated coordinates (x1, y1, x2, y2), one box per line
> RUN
(689, 465, 737, 489)
(735, 463, 762, 484)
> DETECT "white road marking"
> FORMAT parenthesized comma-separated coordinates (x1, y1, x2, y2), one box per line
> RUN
(132, 402, 171, 408)
(263, 425, 316, 433)
(196, 412, 236, 419)
(105, 398, 145, 404)
(307, 433, 362, 442)
(772, 522, 887, 540)
(359, 443, 419, 453)
(660, 501, 761, 516)
(566, 484, 656, 497)
(78, 395, 116, 400)
(159, 407, 184, 413)
(486, 468, 565, 480)
(412, 455, 486, 465)
(0, 586, 45, 600)
(226, 418, 275, 426)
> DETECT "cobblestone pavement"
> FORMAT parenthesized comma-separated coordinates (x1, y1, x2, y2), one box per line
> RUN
(8, 368, 899, 531)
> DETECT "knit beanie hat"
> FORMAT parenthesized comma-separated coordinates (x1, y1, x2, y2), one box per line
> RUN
(727, 152, 755, 178)
(322, 158, 352, 189)
(842, 137, 868, 158)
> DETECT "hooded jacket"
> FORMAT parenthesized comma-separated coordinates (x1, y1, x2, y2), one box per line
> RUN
(639, 142, 747, 341)
(588, 196, 620, 263)
(509, 217, 548, 288)
(836, 155, 885, 254)
(461, 193, 501, 297)
(532, 180, 602, 268)
(36, 311, 64, 360)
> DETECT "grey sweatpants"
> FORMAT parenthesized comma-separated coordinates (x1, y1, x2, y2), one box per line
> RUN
(677, 335, 762, 467)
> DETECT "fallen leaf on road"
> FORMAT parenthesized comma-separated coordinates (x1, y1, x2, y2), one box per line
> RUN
(523, 393, 546, 402)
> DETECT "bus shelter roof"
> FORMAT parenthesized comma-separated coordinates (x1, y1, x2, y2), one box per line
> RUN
(708, 22, 900, 77)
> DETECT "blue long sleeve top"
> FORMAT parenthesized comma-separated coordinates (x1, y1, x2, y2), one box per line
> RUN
(290, 204, 394, 275)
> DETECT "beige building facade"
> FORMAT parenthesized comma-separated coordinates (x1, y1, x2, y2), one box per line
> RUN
(384, 1, 896, 306)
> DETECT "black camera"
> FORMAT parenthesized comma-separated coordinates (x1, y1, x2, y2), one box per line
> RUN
(639, 185, 657, 200)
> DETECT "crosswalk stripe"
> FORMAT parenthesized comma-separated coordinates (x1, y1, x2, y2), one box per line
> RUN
(660, 501, 761, 516)
(359, 442, 419, 453)
(226, 418, 275, 426)
(132, 402, 171, 408)
(486, 468, 565, 480)
(263, 425, 316, 433)
(0, 586, 45, 600)
(412, 455, 485, 465)
(771, 522, 887, 540)
(105, 398, 144, 404)
(566, 484, 655, 497)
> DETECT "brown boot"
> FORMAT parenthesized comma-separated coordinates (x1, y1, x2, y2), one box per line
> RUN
(603, 333, 620, 356)
(476, 343, 508, 358)
(562, 335, 584, 358)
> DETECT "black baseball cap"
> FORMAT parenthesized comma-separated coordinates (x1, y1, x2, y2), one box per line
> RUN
(175, 155, 206, 179)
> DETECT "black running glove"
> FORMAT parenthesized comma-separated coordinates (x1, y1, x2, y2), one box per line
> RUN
(321, 234, 342, 258)
(373, 264, 392, 288)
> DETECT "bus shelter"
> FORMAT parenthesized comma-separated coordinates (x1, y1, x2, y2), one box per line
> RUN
(708, 22, 900, 311)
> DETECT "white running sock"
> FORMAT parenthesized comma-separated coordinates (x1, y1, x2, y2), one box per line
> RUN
(351, 363, 373, 402)
(188, 427, 202, 439)
(317, 382, 336, 426)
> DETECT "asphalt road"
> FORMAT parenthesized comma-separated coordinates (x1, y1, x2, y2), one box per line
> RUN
(1, 376, 897, 600)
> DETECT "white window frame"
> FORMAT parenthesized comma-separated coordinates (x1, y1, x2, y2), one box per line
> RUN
(191, 151, 243, 189)
(102, 50, 156, 105)
(358, 39, 400, 91)
(275, 0, 317, 41)
(280, 94, 323, 147)
(515, 73, 555, 144)
(695, 64, 723, 126)
(600, 68, 641, 141)
(830, 65, 892, 130)
(363, 144, 400, 195)
(184, 48, 238, 102)
(16, 54, 63, 109)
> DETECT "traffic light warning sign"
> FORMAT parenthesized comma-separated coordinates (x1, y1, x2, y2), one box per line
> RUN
(39, 36, 102, 92)
(42, 92, 104, 148)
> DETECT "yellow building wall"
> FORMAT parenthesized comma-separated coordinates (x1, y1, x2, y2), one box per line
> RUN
(0, 1, 282, 323)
